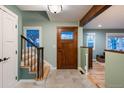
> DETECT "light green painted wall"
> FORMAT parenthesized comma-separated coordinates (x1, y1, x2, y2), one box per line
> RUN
(5, 5, 23, 80)
(80, 48, 88, 71)
(83, 29, 124, 59)
(22, 11, 83, 68)
(78, 27, 83, 67)
(23, 20, 80, 67)
(42, 22, 78, 67)
(22, 11, 49, 22)
(3, 7, 83, 79)
(105, 51, 124, 88)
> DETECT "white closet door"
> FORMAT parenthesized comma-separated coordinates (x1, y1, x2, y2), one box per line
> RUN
(0, 10, 3, 88)
(2, 11, 18, 88)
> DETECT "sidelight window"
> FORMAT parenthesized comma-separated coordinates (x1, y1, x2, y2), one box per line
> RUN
(86, 33, 95, 49)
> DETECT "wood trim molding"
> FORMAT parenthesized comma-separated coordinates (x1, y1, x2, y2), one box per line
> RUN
(80, 5, 112, 26)
(80, 46, 93, 48)
(105, 49, 124, 54)
(57, 26, 78, 29)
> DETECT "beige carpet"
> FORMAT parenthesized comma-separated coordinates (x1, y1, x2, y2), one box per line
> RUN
(15, 69, 97, 88)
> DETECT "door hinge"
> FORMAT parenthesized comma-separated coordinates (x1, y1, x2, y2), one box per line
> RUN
(15, 25, 17, 29)
(15, 76, 18, 80)
(15, 50, 18, 54)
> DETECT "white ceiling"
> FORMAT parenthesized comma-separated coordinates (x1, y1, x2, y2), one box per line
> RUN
(17, 5, 47, 11)
(17, 5, 92, 22)
(84, 5, 124, 29)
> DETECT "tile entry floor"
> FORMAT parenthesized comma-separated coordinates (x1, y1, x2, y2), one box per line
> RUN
(15, 69, 97, 88)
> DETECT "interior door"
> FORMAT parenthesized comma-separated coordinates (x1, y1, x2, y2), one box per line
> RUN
(0, 10, 3, 88)
(57, 27, 78, 69)
(2, 11, 18, 88)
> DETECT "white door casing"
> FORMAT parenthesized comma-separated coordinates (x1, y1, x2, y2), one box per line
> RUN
(0, 10, 3, 88)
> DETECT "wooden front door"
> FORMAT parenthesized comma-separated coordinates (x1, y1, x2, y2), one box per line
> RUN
(57, 27, 78, 69)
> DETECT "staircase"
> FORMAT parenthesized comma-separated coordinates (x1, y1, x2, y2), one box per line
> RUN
(20, 35, 50, 80)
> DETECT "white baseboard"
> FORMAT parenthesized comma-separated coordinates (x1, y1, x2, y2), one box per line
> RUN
(78, 66, 85, 73)
(14, 79, 35, 88)
(44, 60, 56, 70)
(51, 66, 57, 70)
(93, 59, 96, 62)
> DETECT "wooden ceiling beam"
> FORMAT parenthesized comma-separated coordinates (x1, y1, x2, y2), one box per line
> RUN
(79, 5, 112, 26)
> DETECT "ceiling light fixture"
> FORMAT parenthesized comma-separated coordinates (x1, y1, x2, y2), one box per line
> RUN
(48, 5, 62, 14)
(98, 24, 102, 28)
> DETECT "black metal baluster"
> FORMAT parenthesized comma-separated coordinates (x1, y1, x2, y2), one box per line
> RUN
(39, 49, 41, 78)
(41, 48, 44, 78)
(21, 36, 23, 61)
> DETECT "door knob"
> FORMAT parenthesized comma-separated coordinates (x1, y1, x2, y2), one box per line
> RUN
(0, 59, 3, 62)
(3, 57, 10, 61)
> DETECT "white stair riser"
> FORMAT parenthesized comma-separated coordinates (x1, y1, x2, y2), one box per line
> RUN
(21, 57, 37, 66)
(22, 54, 37, 61)
(21, 59, 51, 79)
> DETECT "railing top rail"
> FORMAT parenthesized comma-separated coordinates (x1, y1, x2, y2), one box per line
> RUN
(21, 35, 44, 49)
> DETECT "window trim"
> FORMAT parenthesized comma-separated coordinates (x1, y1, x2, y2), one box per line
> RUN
(23, 26, 42, 47)
(106, 33, 124, 50)
(86, 33, 95, 50)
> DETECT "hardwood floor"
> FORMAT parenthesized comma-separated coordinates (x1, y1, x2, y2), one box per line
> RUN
(88, 62, 105, 88)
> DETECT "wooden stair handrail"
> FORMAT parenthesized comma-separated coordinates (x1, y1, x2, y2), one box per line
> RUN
(21, 35, 44, 79)
(21, 35, 43, 49)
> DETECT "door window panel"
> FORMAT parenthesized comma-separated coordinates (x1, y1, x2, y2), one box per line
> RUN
(61, 32, 74, 40)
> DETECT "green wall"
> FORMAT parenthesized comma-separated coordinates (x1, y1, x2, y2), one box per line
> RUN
(22, 11, 83, 68)
(105, 51, 124, 87)
(80, 48, 88, 71)
(23, 21, 79, 67)
(4, 6, 83, 79)
(5, 5, 23, 80)
(42, 22, 83, 67)
(83, 29, 124, 59)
